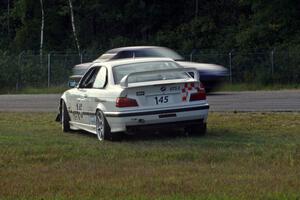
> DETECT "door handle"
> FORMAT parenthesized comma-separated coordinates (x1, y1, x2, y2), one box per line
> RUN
(83, 94, 88, 98)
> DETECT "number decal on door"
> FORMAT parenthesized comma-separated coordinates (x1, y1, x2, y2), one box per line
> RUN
(75, 103, 83, 120)
(76, 103, 83, 111)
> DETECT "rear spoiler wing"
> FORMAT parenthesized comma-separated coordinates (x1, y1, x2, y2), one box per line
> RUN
(120, 67, 199, 88)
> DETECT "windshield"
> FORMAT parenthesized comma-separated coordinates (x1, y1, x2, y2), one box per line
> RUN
(113, 61, 190, 84)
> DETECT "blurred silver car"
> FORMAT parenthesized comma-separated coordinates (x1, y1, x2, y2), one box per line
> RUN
(71, 46, 228, 92)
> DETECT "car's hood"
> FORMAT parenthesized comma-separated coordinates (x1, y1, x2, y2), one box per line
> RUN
(176, 61, 228, 74)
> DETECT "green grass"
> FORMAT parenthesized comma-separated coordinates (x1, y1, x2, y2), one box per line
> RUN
(0, 112, 300, 200)
(217, 83, 300, 92)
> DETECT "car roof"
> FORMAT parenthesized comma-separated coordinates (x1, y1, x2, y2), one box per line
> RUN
(92, 57, 175, 68)
(106, 46, 162, 53)
(94, 46, 180, 63)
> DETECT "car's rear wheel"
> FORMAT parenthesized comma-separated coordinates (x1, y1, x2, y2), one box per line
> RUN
(96, 109, 122, 141)
(61, 100, 71, 132)
(186, 123, 207, 136)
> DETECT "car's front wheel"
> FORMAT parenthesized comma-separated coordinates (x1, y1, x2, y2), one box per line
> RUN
(96, 110, 122, 141)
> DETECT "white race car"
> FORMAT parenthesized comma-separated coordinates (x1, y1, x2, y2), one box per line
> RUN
(58, 58, 209, 141)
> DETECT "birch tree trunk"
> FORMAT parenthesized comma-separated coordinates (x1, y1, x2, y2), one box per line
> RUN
(40, 0, 44, 68)
(68, 0, 81, 55)
(7, 0, 10, 38)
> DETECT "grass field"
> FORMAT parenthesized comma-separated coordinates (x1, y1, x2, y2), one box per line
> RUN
(0, 112, 299, 200)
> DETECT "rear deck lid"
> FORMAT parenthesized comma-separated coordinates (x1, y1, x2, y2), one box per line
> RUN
(117, 67, 205, 108)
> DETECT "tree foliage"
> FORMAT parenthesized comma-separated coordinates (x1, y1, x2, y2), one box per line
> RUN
(0, 0, 299, 53)
(0, 0, 300, 89)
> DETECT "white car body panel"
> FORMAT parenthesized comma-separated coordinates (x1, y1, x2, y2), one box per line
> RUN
(60, 58, 209, 135)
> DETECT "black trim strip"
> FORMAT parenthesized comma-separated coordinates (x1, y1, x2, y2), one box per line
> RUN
(159, 113, 177, 118)
(69, 111, 94, 116)
(105, 105, 209, 117)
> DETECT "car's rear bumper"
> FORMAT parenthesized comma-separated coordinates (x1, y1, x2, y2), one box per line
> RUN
(104, 104, 209, 133)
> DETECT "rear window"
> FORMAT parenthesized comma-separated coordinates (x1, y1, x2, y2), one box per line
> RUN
(112, 61, 191, 84)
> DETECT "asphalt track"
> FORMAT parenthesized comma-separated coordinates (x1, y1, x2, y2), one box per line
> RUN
(0, 90, 299, 112)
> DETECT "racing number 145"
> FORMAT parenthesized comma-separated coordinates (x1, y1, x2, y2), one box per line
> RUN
(154, 96, 168, 105)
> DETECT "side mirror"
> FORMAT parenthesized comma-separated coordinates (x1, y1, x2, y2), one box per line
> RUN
(68, 80, 77, 88)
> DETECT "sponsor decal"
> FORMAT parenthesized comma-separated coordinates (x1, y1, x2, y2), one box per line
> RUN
(170, 86, 180, 91)
(181, 83, 199, 101)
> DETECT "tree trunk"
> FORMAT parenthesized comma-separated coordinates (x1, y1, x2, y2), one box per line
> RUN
(195, 0, 199, 18)
(7, 0, 10, 38)
(68, 0, 81, 55)
(40, 0, 44, 68)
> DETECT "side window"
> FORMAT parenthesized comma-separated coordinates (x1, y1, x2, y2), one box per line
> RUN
(79, 67, 100, 88)
(93, 67, 107, 88)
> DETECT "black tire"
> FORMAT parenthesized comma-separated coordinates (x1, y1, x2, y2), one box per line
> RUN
(96, 110, 123, 141)
(61, 101, 71, 132)
(186, 123, 207, 136)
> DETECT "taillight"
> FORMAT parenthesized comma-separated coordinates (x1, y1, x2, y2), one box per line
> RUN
(189, 84, 206, 101)
(116, 97, 138, 107)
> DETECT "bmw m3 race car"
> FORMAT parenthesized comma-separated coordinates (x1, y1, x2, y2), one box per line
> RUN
(58, 58, 209, 141)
